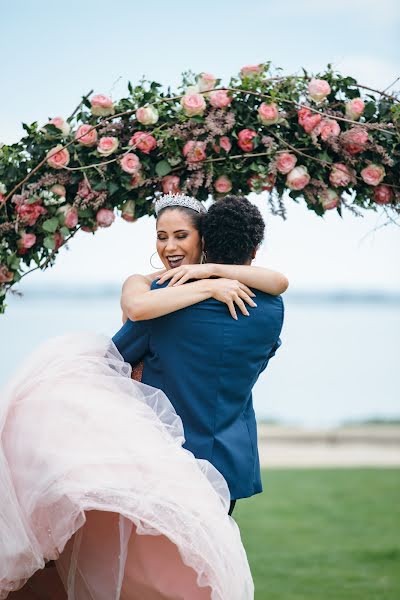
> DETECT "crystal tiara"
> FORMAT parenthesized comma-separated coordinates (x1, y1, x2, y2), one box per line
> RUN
(154, 193, 207, 216)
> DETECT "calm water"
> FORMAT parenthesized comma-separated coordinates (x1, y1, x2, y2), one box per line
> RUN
(0, 291, 399, 427)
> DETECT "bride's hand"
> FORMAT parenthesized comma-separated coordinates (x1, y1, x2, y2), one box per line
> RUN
(156, 264, 215, 287)
(210, 278, 257, 320)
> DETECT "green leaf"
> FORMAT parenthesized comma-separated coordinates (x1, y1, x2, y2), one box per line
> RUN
(108, 181, 119, 196)
(60, 226, 70, 238)
(42, 217, 59, 233)
(43, 236, 56, 250)
(155, 160, 172, 177)
(78, 208, 92, 218)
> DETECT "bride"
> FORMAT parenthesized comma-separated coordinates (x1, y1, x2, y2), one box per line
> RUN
(1, 193, 287, 599)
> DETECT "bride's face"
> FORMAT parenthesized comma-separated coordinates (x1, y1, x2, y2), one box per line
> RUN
(156, 209, 203, 270)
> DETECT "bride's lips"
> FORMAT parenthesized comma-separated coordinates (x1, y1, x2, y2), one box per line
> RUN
(166, 255, 185, 269)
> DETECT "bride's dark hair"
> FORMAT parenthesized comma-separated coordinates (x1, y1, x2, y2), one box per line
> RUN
(203, 196, 265, 264)
(156, 206, 204, 236)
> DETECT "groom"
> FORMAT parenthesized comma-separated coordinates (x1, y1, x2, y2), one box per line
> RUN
(113, 196, 284, 514)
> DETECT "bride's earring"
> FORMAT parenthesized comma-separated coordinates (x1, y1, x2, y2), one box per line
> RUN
(150, 252, 164, 270)
(200, 251, 207, 265)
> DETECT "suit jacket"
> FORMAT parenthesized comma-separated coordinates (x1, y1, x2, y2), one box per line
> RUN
(112, 281, 284, 499)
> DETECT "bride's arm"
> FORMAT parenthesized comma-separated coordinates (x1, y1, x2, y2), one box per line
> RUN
(121, 274, 256, 322)
(157, 264, 289, 296)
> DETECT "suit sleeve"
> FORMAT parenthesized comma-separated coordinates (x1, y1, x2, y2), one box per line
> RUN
(112, 319, 150, 366)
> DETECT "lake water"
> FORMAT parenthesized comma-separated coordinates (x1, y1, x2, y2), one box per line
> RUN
(0, 289, 399, 428)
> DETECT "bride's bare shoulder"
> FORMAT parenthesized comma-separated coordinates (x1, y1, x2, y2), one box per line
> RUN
(122, 271, 165, 293)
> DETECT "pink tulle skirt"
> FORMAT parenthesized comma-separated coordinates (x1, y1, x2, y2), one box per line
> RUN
(0, 333, 254, 599)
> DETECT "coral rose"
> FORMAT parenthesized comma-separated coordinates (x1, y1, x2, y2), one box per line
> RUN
(97, 137, 119, 156)
(120, 153, 141, 174)
(75, 124, 98, 147)
(329, 163, 353, 187)
(136, 106, 159, 125)
(90, 94, 115, 117)
(162, 175, 180, 194)
(319, 188, 339, 210)
(214, 175, 232, 194)
(46, 145, 70, 169)
(275, 153, 297, 175)
(298, 107, 322, 134)
(0, 265, 14, 283)
(286, 166, 310, 190)
(213, 136, 232, 154)
(16, 202, 47, 226)
(361, 164, 385, 186)
(50, 184, 66, 197)
(258, 102, 279, 126)
(181, 93, 207, 117)
(342, 128, 368, 155)
(183, 141, 207, 163)
(96, 208, 115, 228)
(197, 73, 217, 92)
(237, 129, 257, 152)
(308, 78, 331, 102)
(209, 90, 232, 109)
(121, 200, 136, 222)
(130, 171, 144, 189)
(345, 98, 365, 121)
(17, 232, 36, 254)
(373, 185, 393, 205)
(129, 132, 157, 154)
(240, 65, 263, 78)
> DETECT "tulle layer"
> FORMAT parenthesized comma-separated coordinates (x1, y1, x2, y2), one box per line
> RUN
(0, 333, 253, 599)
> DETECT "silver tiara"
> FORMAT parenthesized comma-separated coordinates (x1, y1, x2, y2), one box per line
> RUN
(154, 193, 207, 216)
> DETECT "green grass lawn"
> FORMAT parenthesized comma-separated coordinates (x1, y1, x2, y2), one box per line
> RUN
(235, 468, 400, 600)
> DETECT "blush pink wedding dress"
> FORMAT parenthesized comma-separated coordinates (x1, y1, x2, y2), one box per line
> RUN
(0, 333, 254, 599)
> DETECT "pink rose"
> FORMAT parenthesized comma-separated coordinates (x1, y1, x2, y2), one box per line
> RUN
(49, 117, 70, 136)
(275, 152, 297, 175)
(120, 153, 141, 174)
(0, 265, 14, 283)
(96, 208, 115, 228)
(240, 64, 263, 78)
(237, 129, 257, 152)
(90, 94, 115, 117)
(345, 98, 365, 121)
(258, 102, 279, 126)
(181, 93, 207, 117)
(183, 141, 207, 163)
(298, 107, 322, 134)
(209, 90, 232, 109)
(214, 175, 232, 194)
(197, 72, 217, 92)
(361, 164, 385, 186)
(317, 118, 341, 141)
(0, 193, 5, 205)
(50, 184, 66, 197)
(247, 173, 275, 193)
(15, 201, 47, 226)
(319, 188, 339, 210)
(329, 163, 353, 187)
(213, 136, 232, 154)
(373, 185, 393, 205)
(308, 78, 331, 102)
(136, 106, 159, 125)
(342, 127, 369, 155)
(97, 136, 119, 156)
(46, 145, 70, 169)
(286, 166, 311, 190)
(53, 231, 64, 251)
(121, 200, 136, 222)
(162, 175, 180, 194)
(75, 124, 98, 147)
(129, 132, 157, 154)
(65, 206, 79, 229)
(17, 232, 36, 254)
(77, 179, 92, 199)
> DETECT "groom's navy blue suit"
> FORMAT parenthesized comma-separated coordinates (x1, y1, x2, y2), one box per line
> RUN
(112, 281, 283, 500)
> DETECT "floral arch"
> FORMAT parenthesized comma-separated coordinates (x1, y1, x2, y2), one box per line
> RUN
(0, 62, 399, 312)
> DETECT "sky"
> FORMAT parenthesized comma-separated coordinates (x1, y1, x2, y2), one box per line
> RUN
(1, 0, 400, 292)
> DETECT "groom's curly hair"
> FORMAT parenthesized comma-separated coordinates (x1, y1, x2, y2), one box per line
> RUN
(203, 196, 265, 265)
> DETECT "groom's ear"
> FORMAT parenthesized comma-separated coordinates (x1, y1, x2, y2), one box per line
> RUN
(251, 246, 258, 260)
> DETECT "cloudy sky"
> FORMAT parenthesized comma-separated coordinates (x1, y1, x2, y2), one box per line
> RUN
(1, 0, 399, 291)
